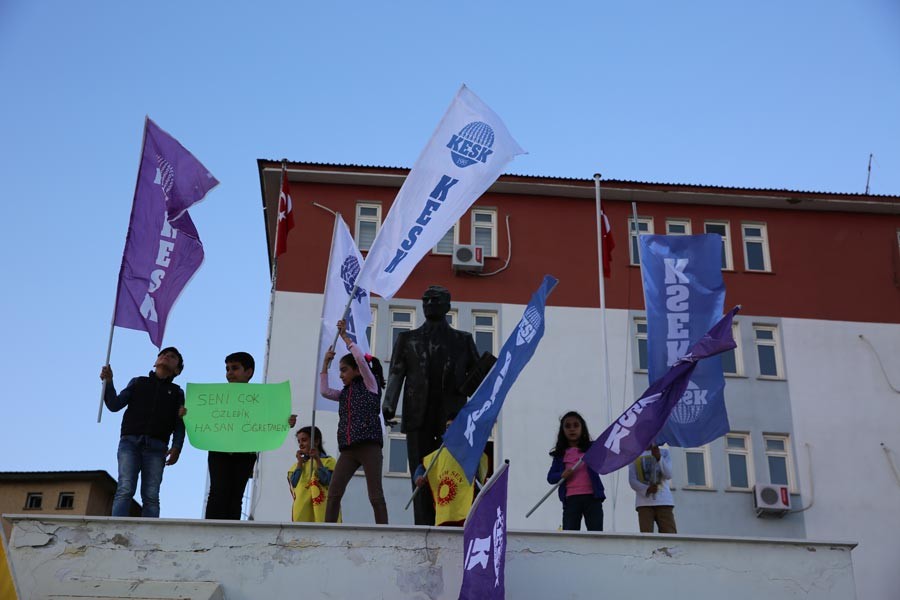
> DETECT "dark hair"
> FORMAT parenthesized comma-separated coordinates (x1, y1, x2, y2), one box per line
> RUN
(551, 411, 592, 457)
(158, 347, 184, 372)
(225, 352, 255, 374)
(340, 352, 386, 391)
(297, 426, 326, 456)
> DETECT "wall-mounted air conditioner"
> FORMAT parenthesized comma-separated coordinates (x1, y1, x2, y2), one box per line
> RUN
(452, 244, 484, 272)
(754, 484, 791, 517)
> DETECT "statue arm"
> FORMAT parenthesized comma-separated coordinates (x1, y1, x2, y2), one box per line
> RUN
(382, 333, 407, 419)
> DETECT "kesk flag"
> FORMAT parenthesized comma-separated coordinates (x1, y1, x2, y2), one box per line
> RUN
(316, 215, 373, 411)
(275, 166, 294, 257)
(443, 275, 557, 481)
(355, 85, 525, 299)
(640, 234, 729, 447)
(114, 117, 218, 347)
(583, 306, 739, 475)
(601, 210, 614, 278)
(459, 461, 509, 600)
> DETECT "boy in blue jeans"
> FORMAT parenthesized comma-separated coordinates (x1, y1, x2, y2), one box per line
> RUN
(100, 347, 185, 517)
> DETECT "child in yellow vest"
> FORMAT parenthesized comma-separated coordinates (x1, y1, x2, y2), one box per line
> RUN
(287, 426, 338, 523)
(413, 419, 489, 526)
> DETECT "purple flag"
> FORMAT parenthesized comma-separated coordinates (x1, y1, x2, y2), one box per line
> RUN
(584, 306, 740, 475)
(460, 461, 509, 600)
(113, 118, 218, 347)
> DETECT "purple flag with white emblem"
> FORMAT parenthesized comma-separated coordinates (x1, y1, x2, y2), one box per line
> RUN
(583, 306, 740, 475)
(113, 118, 218, 347)
(459, 461, 509, 600)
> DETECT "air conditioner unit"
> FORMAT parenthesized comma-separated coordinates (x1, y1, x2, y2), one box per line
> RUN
(452, 244, 484, 272)
(754, 484, 791, 517)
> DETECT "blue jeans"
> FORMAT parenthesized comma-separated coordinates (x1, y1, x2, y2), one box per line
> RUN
(562, 494, 604, 531)
(112, 435, 167, 518)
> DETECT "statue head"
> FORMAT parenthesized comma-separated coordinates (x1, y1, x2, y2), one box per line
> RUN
(422, 285, 451, 321)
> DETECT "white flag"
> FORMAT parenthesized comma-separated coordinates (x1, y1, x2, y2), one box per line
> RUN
(316, 216, 373, 411)
(356, 84, 525, 299)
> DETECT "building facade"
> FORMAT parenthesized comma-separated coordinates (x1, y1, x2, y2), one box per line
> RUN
(253, 161, 900, 599)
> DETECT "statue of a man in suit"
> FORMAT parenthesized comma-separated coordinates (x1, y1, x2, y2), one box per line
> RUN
(382, 285, 479, 526)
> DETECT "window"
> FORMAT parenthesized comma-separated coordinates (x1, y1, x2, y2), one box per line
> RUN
(725, 433, 753, 490)
(628, 217, 654, 265)
(704, 221, 733, 270)
(386, 421, 409, 475)
(472, 312, 497, 356)
(445, 309, 458, 328)
(57, 492, 75, 509)
(684, 445, 712, 489)
(471, 209, 497, 257)
(355, 202, 381, 251)
(366, 307, 377, 350)
(742, 222, 771, 272)
(753, 325, 784, 379)
(666, 219, 692, 235)
(764, 435, 795, 490)
(720, 321, 744, 376)
(433, 223, 458, 255)
(390, 308, 415, 355)
(25, 492, 42, 509)
(634, 318, 648, 372)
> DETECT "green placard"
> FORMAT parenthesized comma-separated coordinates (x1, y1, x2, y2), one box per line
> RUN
(184, 382, 292, 452)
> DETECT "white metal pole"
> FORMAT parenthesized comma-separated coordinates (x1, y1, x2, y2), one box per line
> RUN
(98, 319, 115, 423)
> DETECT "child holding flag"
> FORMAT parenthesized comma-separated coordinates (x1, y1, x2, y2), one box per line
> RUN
(413, 417, 489, 526)
(287, 426, 336, 522)
(546, 411, 606, 531)
(320, 320, 389, 524)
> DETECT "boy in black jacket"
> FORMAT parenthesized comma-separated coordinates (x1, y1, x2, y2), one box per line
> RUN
(100, 347, 185, 517)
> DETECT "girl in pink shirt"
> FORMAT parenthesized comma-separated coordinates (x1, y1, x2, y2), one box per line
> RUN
(546, 411, 606, 531)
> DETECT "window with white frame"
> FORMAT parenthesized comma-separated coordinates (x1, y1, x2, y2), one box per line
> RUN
(742, 222, 771, 272)
(366, 307, 377, 350)
(634, 318, 648, 372)
(25, 492, 42, 509)
(725, 433, 753, 490)
(445, 309, 458, 329)
(720, 321, 744, 376)
(628, 217, 654, 265)
(684, 445, 712, 489)
(57, 492, 75, 509)
(666, 219, 692, 236)
(472, 312, 497, 356)
(753, 324, 784, 378)
(433, 223, 458, 255)
(704, 221, 733, 270)
(472, 209, 498, 257)
(390, 308, 415, 358)
(386, 420, 409, 475)
(763, 434, 795, 490)
(355, 202, 381, 251)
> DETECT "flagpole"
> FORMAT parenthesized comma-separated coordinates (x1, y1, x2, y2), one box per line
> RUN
(593, 173, 615, 530)
(311, 213, 342, 444)
(262, 162, 288, 385)
(524, 457, 583, 518)
(98, 318, 115, 423)
(404, 444, 446, 510)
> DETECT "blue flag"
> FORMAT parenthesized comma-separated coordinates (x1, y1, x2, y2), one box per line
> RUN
(640, 234, 730, 447)
(459, 461, 509, 600)
(584, 307, 740, 475)
(443, 275, 557, 481)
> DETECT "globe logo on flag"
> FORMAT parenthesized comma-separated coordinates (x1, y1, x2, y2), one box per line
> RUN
(515, 306, 542, 346)
(669, 379, 708, 424)
(447, 121, 495, 168)
(340, 256, 366, 302)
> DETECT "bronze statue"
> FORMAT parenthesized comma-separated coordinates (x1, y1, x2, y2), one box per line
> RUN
(382, 285, 479, 525)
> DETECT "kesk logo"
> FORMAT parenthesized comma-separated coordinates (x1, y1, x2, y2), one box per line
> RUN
(447, 121, 495, 168)
(515, 306, 542, 346)
(340, 256, 367, 303)
(669, 379, 708, 424)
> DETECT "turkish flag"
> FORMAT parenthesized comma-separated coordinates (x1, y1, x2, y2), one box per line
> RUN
(601, 211, 614, 278)
(275, 167, 294, 257)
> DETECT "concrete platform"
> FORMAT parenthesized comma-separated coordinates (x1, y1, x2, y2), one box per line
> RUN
(3, 515, 856, 599)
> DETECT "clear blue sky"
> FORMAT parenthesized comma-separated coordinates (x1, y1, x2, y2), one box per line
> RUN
(1, 1, 898, 519)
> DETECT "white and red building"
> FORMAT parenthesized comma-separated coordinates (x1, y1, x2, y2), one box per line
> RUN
(253, 161, 900, 600)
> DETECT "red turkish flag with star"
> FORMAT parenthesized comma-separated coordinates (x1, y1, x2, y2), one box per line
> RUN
(275, 167, 294, 257)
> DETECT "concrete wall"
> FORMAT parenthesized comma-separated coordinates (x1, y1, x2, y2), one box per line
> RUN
(5, 516, 856, 600)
